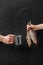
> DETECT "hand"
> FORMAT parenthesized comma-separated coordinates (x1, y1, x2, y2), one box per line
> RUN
(2, 34, 16, 44)
(26, 24, 36, 31)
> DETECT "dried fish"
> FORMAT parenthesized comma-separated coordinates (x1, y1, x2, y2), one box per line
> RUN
(29, 29, 37, 44)
(26, 21, 37, 47)
(26, 30, 32, 47)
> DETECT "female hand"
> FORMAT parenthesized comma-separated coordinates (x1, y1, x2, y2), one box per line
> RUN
(26, 24, 37, 31)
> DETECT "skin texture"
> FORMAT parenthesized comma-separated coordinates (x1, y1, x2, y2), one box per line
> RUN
(0, 34, 16, 44)
(27, 24, 43, 31)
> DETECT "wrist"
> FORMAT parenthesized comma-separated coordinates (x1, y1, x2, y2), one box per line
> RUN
(0, 35, 5, 42)
(34, 25, 39, 31)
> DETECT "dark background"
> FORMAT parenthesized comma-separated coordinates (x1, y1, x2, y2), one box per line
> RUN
(0, 0, 43, 65)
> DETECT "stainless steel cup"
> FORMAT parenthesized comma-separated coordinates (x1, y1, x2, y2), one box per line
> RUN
(15, 35, 22, 45)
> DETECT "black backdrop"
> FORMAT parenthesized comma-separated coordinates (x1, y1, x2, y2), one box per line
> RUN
(0, 0, 43, 65)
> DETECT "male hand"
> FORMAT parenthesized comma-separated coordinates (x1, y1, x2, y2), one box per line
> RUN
(2, 34, 16, 44)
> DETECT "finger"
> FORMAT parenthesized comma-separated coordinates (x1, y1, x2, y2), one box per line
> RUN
(27, 25, 31, 31)
(10, 42, 14, 43)
(8, 34, 16, 37)
(9, 35, 15, 37)
(9, 42, 14, 44)
(9, 36, 15, 41)
(8, 37, 16, 43)
(8, 38, 14, 43)
(9, 36, 15, 39)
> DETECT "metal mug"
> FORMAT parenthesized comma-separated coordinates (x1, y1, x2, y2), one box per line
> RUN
(15, 35, 22, 45)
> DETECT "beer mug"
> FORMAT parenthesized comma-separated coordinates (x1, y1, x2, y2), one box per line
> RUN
(15, 35, 22, 45)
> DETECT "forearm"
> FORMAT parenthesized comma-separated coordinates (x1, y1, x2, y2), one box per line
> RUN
(35, 24, 43, 30)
